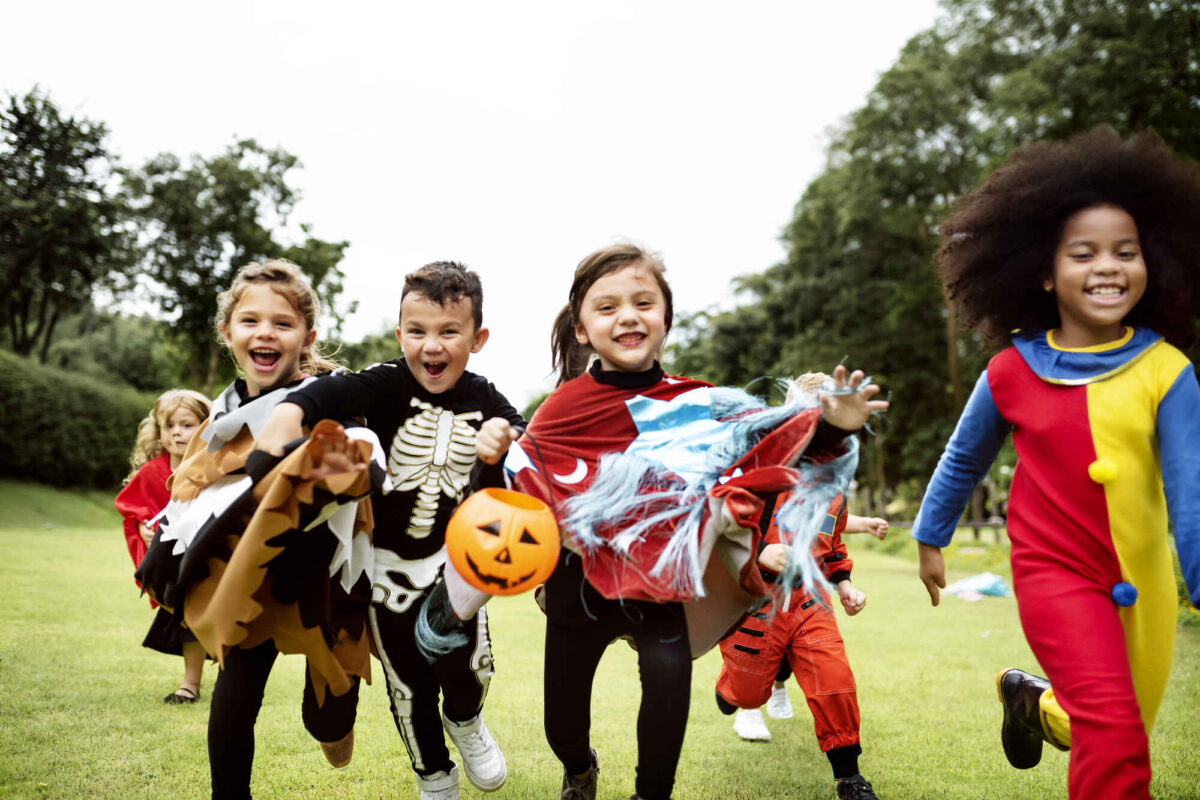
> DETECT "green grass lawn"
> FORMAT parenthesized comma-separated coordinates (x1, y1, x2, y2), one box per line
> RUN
(0, 480, 1197, 799)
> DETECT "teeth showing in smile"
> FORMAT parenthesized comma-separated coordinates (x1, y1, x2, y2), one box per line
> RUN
(1087, 287, 1124, 296)
(250, 349, 280, 367)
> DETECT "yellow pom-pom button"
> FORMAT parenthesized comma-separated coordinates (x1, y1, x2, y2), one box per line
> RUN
(1088, 458, 1118, 484)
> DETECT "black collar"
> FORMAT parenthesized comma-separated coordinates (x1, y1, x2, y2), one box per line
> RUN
(588, 359, 664, 389)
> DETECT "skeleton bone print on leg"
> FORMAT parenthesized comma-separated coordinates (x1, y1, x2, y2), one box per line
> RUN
(385, 398, 483, 538)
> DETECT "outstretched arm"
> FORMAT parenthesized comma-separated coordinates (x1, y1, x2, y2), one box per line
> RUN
(845, 514, 888, 540)
(255, 402, 307, 456)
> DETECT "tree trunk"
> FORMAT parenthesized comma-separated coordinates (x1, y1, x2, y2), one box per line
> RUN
(945, 300, 964, 410)
(203, 343, 221, 396)
(37, 309, 61, 363)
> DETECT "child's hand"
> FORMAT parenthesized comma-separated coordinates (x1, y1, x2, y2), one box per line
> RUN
(477, 418, 519, 465)
(757, 543, 789, 573)
(918, 542, 946, 607)
(837, 580, 866, 616)
(818, 365, 888, 431)
(138, 522, 154, 547)
(301, 423, 366, 482)
(861, 517, 888, 540)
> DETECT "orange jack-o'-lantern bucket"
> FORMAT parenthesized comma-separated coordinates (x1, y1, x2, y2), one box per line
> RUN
(446, 488, 561, 596)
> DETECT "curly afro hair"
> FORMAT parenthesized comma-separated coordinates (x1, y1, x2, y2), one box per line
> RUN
(937, 128, 1200, 349)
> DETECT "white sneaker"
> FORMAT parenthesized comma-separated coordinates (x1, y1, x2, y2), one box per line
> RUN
(732, 708, 771, 741)
(766, 685, 794, 719)
(442, 713, 507, 791)
(417, 764, 460, 800)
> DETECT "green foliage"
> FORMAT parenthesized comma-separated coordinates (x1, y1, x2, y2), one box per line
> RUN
(42, 307, 189, 393)
(329, 327, 400, 372)
(0, 88, 134, 361)
(122, 140, 350, 392)
(667, 0, 1200, 505)
(0, 350, 153, 489)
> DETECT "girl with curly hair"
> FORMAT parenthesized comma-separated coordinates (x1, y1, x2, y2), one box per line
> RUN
(116, 388, 212, 702)
(912, 128, 1200, 799)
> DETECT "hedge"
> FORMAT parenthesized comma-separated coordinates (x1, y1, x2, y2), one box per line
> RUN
(0, 349, 158, 489)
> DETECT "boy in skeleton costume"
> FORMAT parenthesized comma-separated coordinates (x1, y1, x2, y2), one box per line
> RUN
(257, 261, 522, 800)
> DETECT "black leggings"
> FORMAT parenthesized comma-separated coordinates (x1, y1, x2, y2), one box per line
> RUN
(208, 640, 360, 800)
(544, 602, 691, 800)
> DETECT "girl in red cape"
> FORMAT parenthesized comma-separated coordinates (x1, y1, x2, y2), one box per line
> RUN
(480, 243, 886, 800)
(115, 388, 211, 702)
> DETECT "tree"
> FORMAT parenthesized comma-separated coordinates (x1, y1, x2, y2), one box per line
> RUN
(124, 140, 350, 392)
(0, 88, 132, 361)
(667, 0, 1200, 511)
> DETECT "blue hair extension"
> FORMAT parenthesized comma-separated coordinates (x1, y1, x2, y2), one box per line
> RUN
(561, 380, 863, 601)
(413, 578, 468, 662)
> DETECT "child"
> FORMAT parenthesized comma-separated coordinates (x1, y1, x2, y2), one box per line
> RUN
(719, 491, 879, 798)
(136, 259, 382, 800)
(115, 388, 212, 703)
(912, 129, 1200, 799)
(255, 261, 523, 800)
(488, 243, 886, 800)
(739, 503, 887, 740)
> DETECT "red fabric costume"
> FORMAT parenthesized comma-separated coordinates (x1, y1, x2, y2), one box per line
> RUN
(114, 452, 172, 606)
(716, 493, 860, 752)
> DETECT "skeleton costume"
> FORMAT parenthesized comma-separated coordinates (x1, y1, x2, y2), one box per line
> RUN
(286, 359, 523, 779)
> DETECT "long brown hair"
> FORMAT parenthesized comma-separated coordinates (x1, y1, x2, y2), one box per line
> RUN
(551, 243, 674, 385)
(214, 258, 341, 375)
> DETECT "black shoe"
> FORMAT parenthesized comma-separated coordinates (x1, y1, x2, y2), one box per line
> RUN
(836, 774, 879, 800)
(997, 668, 1053, 769)
(560, 749, 598, 800)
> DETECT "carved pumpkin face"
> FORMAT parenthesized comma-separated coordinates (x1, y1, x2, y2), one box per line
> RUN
(446, 488, 560, 596)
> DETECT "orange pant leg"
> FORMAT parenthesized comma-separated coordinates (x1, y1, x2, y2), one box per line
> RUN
(716, 608, 786, 709)
(786, 600, 860, 752)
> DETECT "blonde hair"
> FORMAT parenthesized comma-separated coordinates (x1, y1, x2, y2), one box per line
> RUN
(786, 372, 830, 405)
(214, 258, 341, 376)
(124, 389, 213, 484)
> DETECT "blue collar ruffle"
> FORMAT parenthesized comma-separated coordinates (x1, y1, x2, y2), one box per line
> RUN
(1012, 327, 1162, 385)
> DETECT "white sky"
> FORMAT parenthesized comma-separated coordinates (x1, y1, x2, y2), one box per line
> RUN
(3, 0, 940, 407)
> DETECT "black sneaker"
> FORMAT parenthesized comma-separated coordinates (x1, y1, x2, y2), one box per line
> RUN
(997, 668, 1055, 769)
(836, 774, 879, 799)
(560, 748, 598, 800)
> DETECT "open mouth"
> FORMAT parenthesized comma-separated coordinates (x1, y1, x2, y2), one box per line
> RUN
(424, 362, 447, 380)
(250, 348, 281, 370)
(615, 333, 646, 347)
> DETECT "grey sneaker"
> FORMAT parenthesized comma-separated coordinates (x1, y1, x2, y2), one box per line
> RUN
(416, 764, 460, 800)
(442, 713, 506, 791)
(560, 748, 599, 800)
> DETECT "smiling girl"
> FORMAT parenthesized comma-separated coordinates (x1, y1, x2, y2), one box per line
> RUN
(136, 259, 381, 799)
(117, 389, 212, 702)
(912, 129, 1200, 799)
(491, 243, 885, 800)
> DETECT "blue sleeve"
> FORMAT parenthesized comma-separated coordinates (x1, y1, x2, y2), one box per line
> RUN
(912, 370, 1011, 547)
(1157, 362, 1200, 606)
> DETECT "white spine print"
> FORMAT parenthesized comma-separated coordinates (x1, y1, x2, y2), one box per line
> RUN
(385, 397, 483, 538)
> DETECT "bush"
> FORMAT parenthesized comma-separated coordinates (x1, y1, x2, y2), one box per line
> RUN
(0, 350, 156, 489)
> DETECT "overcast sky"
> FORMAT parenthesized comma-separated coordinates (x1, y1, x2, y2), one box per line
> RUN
(3, 0, 941, 407)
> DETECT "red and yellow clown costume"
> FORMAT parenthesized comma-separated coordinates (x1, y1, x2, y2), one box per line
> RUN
(914, 327, 1200, 799)
(717, 493, 861, 753)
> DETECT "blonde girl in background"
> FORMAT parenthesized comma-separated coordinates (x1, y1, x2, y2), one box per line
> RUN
(115, 388, 212, 703)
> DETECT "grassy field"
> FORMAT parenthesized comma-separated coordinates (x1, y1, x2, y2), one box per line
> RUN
(0, 479, 1197, 799)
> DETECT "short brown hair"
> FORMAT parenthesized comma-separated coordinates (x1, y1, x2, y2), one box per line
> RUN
(401, 261, 484, 331)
